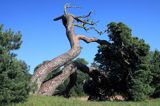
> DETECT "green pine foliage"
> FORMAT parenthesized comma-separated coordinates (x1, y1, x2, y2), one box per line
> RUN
(0, 24, 30, 104)
(94, 22, 154, 101)
(56, 71, 89, 97)
(55, 58, 89, 97)
(70, 70, 89, 97)
(150, 50, 160, 98)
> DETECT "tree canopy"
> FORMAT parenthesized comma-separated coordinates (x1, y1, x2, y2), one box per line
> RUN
(0, 24, 30, 104)
(94, 22, 154, 101)
(150, 50, 160, 98)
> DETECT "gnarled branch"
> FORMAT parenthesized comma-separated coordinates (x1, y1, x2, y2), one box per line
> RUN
(77, 35, 109, 45)
(77, 35, 98, 43)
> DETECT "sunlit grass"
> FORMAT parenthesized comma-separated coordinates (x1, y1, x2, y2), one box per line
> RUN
(9, 96, 160, 106)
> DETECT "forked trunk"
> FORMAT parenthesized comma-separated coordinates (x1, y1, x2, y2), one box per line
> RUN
(31, 4, 105, 95)
(38, 63, 77, 95)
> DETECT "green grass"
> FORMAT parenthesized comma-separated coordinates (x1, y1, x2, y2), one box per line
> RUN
(9, 96, 160, 106)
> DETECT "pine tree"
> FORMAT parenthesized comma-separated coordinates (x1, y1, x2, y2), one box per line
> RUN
(150, 50, 160, 98)
(0, 24, 30, 104)
(94, 22, 153, 101)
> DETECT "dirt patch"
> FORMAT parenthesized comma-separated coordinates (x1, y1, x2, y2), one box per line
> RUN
(72, 96, 89, 101)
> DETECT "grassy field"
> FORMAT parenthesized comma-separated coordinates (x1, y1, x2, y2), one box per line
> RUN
(9, 96, 160, 106)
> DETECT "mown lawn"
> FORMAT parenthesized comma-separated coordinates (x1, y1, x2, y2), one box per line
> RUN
(9, 96, 160, 106)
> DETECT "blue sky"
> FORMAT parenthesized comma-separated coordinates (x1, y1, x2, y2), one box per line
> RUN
(0, 0, 160, 74)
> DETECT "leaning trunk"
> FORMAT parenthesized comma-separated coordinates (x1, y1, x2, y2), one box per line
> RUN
(31, 4, 105, 95)
(31, 45, 81, 94)
(38, 63, 77, 95)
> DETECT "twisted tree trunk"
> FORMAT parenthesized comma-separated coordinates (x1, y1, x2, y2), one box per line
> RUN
(38, 63, 77, 95)
(31, 47, 81, 94)
(31, 4, 107, 95)
(52, 61, 108, 97)
(31, 9, 81, 94)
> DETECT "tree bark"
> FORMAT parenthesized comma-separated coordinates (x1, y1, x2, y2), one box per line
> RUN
(38, 63, 77, 95)
(31, 13, 81, 94)
(31, 4, 107, 95)
(51, 62, 108, 97)
(31, 45, 81, 94)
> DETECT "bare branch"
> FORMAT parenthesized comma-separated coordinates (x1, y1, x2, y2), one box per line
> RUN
(74, 23, 107, 35)
(74, 17, 94, 25)
(89, 27, 107, 35)
(53, 15, 63, 21)
(77, 35, 98, 43)
(64, 3, 81, 14)
(64, 3, 69, 14)
(77, 34, 109, 45)
(74, 24, 89, 31)
(75, 11, 92, 18)
(74, 24, 84, 28)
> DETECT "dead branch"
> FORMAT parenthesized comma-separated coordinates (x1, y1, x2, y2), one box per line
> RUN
(77, 35, 98, 43)
(53, 15, 63, 21)
(77, 35, 109, 45)
(74, 17, 95, 25)
(75, 11, 92, 18)
(64, 3, 81, 14)
(74, 24, 90, 31)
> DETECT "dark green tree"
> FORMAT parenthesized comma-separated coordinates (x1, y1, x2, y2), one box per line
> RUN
(0, 24, 30, 104)
(94, 22, 153, 101)
(150, 50, 160, 98)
